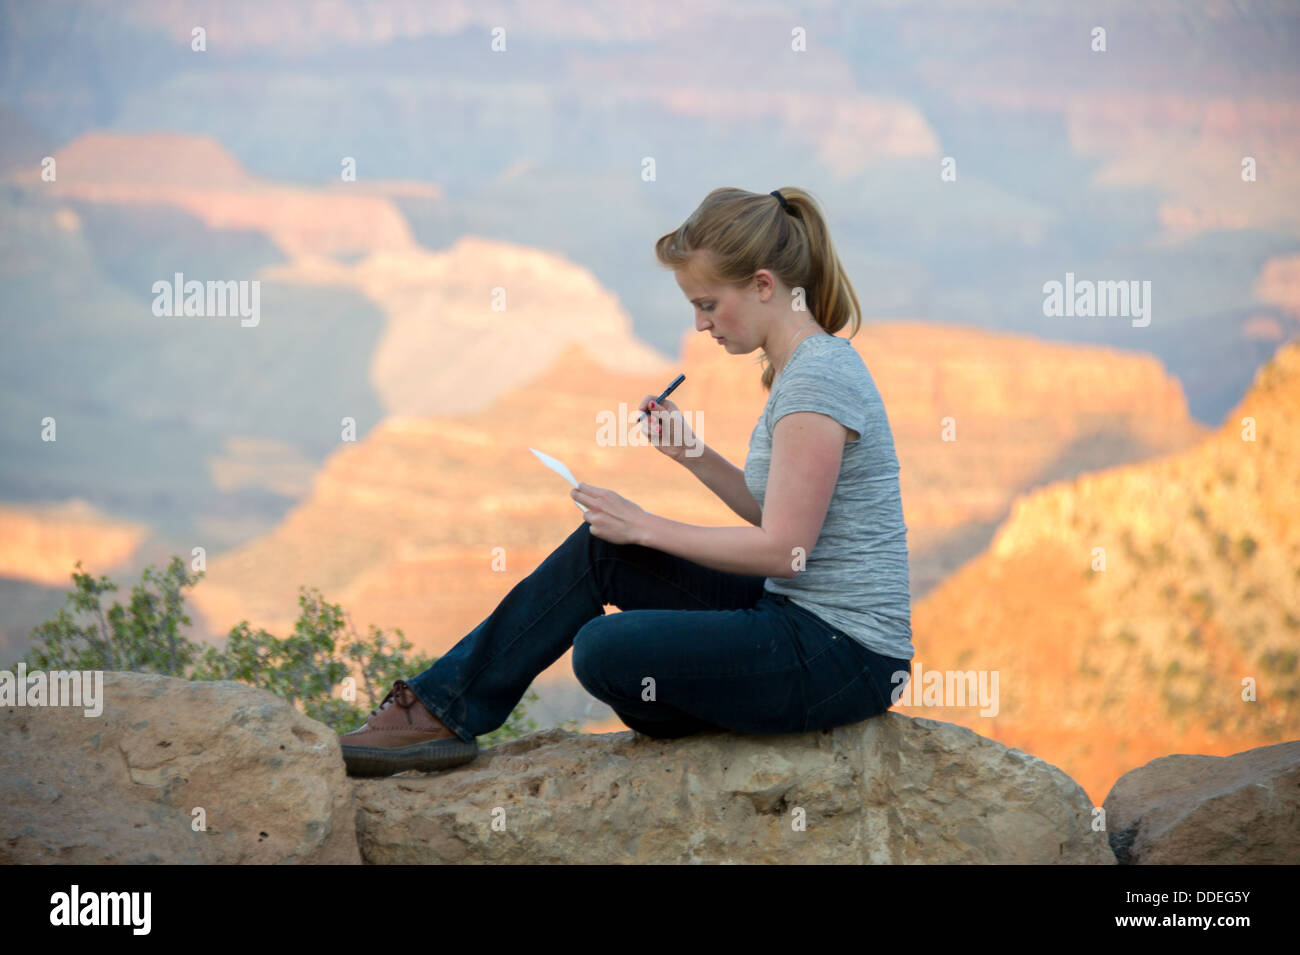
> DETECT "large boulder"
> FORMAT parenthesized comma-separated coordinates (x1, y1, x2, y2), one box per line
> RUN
(1103, 739, 1300, 864)
(0, 671, 361, 863)
(353, 713, 1116, 864)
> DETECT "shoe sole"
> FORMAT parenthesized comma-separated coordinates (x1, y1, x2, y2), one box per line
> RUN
(342, 736, 480, 777)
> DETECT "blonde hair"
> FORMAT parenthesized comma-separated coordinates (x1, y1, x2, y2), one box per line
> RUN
(653, 186, 862, 392)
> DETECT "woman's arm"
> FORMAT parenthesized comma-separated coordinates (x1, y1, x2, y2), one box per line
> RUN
(679, 443, 763, 526)
(636, 412, 845, 578)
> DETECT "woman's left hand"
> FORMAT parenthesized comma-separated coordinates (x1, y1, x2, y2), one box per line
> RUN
(572, 483, 649, 546)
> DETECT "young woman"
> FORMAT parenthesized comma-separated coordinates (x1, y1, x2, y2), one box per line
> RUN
(340, 186, 914, 777)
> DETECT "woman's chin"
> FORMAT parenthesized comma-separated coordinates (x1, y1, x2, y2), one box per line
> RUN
(708, 334, 747, 352)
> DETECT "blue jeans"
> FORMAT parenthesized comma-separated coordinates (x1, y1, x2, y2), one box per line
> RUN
(406, 521, 912, 742)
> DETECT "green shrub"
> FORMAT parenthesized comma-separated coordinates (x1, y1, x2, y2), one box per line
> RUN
(1120, 529, 1146, 567)
(1161, 684, 1192, 718)
(25, 558, 201, 675)
(1190, 588, 1214, 618)
(16, 557, 544, 745)
(1259, 649, 1299, 676)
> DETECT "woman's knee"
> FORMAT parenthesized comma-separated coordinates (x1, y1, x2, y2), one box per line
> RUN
(570, 617, 621, 692)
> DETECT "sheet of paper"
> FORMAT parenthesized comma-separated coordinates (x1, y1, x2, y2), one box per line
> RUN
(529, 447, 588, 512)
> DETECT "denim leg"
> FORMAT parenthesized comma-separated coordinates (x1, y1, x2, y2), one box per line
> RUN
(404, 520, 768, 741)
(567, 594, 792, 736)
(573, 593, 912, 738)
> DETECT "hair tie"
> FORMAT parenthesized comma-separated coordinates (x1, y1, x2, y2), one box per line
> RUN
(770, 189, 790, 212)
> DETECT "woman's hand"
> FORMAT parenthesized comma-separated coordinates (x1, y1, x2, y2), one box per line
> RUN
(571, 482, 650, 546)
(637, 395, 697, 464)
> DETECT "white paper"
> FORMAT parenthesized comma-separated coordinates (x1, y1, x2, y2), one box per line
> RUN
(530, 447, 588, 512)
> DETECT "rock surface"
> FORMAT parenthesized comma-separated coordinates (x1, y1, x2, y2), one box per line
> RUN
(910, 340, 1300, 807)
(14, 670, 1287, 864)
(0, 671, 361, 864)
(353, 713, 1116, 864)
(1103, 739, 1300, 864)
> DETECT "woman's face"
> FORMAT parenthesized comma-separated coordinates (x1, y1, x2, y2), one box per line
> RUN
(675, 262, 767, 354)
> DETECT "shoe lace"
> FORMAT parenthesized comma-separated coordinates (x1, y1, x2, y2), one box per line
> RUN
(371, 679, 417, 724)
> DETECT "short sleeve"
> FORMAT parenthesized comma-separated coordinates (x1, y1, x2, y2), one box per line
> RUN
(769, 348, 870, 441)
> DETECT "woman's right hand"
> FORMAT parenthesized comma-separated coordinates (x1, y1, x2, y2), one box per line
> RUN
(638, 394, 697, 464)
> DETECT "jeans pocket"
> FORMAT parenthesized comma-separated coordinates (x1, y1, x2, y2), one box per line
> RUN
(776, 600, 840, 669)
(797, 635, 872, 730)
(803, 669, 871, 732)
(807, 646, 912, 732)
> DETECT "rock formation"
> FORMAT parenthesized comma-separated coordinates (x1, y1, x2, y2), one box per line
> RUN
(0, 671, 360, 863)
(7, 670, 1293, 864)
(1103, 740, 1300, 864)
(354, 716, 1114, 865)
(910, 340, 1300, 805)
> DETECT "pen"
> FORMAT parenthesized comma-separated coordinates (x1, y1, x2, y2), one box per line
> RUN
(637, 373, 685, 423)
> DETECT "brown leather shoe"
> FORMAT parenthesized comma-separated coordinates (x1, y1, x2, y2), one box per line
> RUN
(339, 679, 478, 777)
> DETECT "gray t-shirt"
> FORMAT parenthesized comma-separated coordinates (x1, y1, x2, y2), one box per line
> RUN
(743, 332, 914, 661)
